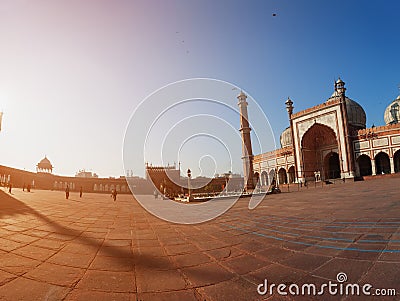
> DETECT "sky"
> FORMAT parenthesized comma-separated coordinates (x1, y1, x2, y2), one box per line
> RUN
(0, 0, 399, 178)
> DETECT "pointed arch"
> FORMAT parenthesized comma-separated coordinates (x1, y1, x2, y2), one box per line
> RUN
(261, 171, 269, 186)
(357, 154, 372, 176)
(278, 168, 287, 184)
(375, 152, 390, 174)
(301, 123, 339, 180)
(324, 152, 341, 179)
(394, 150, 400, 173)
(287, 166, 295, 183)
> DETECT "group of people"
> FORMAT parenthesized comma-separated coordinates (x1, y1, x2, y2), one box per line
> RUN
(3, 182, 118, 201)
(4, 183, 32, 194)
(64, 186, 118, 201)
(111, 189, 117, 201)
(22, 183, 32, 192)
(65, 186, 83, 200)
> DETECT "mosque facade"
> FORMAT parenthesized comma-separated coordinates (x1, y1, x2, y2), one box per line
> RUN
(247, 79, 400, 188)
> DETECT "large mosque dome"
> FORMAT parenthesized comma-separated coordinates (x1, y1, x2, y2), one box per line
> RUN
(345, 97, 366, 129)
(328, 81, 366, 129)
(384, 95, 400, 125)
(280, 127, 292, 148)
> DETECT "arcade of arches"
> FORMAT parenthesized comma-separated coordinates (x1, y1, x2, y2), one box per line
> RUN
(254, 148, 400, 187)
(255, 167, 297, 187)
(357, 150, 400, 176)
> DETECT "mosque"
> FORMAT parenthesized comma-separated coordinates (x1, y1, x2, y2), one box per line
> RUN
(1, 78, 400, 196)
(239, 78, 400, 189)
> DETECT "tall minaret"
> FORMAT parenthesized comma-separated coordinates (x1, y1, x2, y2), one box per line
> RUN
(238, 91, 255, 191)
(336, 78, 355, 178)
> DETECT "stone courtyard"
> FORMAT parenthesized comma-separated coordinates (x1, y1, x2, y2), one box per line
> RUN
(0, 177, 399, 301)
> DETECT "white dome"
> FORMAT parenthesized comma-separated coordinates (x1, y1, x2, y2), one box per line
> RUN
(328, 92, 366, 129)
(384, 95, 400, 125)
(345, 98, 366, 129)
(280, 127, 292, 148)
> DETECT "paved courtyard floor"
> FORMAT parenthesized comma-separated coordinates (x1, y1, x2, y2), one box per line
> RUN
(0, 177, 399, 301)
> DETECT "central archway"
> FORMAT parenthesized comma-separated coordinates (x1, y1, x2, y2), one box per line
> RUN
(324, 152, 341, 179)
(301, 123, 339, 180)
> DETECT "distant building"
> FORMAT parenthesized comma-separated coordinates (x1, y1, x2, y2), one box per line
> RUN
(0, 157, 152, 194)
(75, 170, 98, 178)
(145, 163, 244, 196)
(145, 163, 181, 195)
(1, 159, 243, 197)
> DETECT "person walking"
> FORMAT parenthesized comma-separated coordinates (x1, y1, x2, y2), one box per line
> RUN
(8, 183, 12, 194)
(65, 185, 70, 200)
(79, 186, 83, 198)
(112, 189, 117, 201)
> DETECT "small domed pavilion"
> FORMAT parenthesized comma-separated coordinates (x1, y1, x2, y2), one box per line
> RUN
(37, 156, 53, 173)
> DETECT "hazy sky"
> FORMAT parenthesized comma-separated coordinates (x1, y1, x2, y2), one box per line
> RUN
(0, 0, 399, 178)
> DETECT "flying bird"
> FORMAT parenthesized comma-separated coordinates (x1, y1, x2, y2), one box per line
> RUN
(272, 13, 277, 16)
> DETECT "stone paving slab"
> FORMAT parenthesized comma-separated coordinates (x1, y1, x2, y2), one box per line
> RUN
(0, 177, 399, 300)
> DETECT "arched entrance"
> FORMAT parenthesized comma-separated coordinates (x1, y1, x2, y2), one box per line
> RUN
(375, 152, 390, 174)
(269, 169, 276, 184)
(288, 166, 295, 183)
(301, 124, 339, 180)
(278, 168, 287, 184)
(261, 171, 268, 186)
(324, 152, 341, 179)
(394, 150, 400, 173)
(254, 172, 260, 187)
(357, 155, 372, 176)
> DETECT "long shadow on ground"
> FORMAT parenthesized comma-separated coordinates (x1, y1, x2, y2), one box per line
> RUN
(0, 190, 172, 268)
